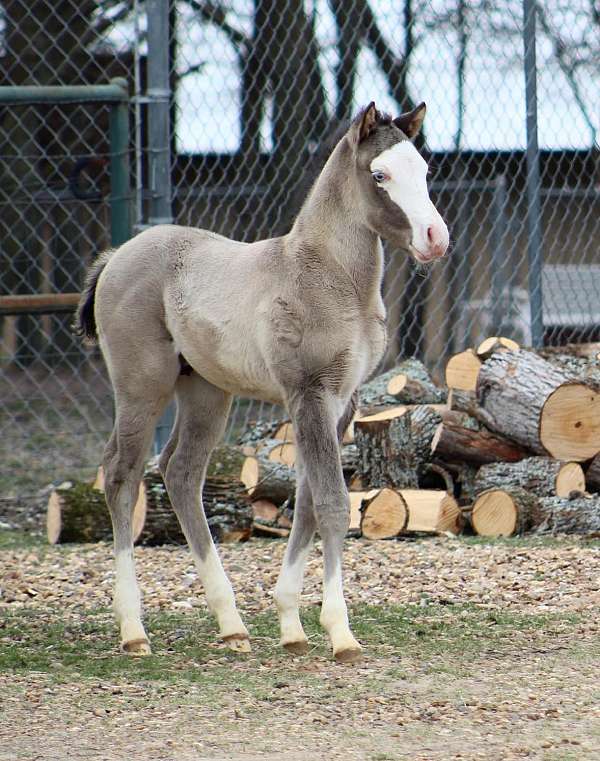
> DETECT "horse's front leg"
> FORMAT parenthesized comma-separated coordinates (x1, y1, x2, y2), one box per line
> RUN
(274, 454, 316, 654)
(288, 389, 362, 663)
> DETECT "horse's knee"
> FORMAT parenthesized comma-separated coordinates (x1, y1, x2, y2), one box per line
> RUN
(314, 500, 350, 537)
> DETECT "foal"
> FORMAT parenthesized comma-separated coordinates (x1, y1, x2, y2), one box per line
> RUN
(76, 102, 448, 663)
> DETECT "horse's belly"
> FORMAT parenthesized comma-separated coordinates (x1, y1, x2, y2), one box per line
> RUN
(181, 339, 284, 404)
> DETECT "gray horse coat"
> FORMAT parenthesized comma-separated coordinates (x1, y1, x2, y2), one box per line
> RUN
(76, 102, 448, 661)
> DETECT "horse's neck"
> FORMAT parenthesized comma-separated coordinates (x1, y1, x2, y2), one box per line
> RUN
(288, 148, 384, 301)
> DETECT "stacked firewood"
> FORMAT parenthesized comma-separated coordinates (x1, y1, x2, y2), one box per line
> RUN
(235, 340, 600, 539)
(46, 339, 600, 544)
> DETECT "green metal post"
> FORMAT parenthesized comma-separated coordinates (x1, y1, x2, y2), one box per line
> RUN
(108, 78, 131, 247)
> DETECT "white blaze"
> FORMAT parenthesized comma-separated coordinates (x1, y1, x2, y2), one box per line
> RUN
(370, 140, 445, 256)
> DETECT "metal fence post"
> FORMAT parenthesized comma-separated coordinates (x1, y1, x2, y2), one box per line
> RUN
(108, 77, 131, 247)
(523, 0, 544, 347)
(491, 173, 508, 334)
(147, 0, 173, 227)
(147, 0, 175, 453)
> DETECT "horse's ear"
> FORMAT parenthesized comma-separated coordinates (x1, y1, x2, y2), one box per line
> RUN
(393, 102, 426, 139)
(351, 102, 379, 144)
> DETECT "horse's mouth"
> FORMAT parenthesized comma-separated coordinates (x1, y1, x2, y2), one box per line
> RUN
(409, 245, 439, 264)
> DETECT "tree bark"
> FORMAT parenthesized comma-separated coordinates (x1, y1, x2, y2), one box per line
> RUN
(47, 481, 145, 544)
(476, 349, 600, 460)
(474, 457, 585, 498)
(410, 404, 444, 463)
(354, 408, 418, 488)
(586, 453, 600, 492)
(359, 359, 445, 409)
(471, 487, 544, 537)
(240, 453, 296, 504)
(431, 412, 530, 466)
(535, 496, 600, 534)
(142, 466, 253, 544)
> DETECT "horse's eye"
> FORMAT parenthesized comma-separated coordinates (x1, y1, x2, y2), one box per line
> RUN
(372, 170, 388, 184)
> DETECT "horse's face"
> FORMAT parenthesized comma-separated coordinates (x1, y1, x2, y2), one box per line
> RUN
(351, 103, 449, 263)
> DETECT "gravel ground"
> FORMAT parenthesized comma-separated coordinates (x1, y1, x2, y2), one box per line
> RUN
(1, 535, 600, 760)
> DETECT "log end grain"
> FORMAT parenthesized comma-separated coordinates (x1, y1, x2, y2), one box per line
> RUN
(471, 488, 543, 537)
(46, 489, 63, 544)
(348, 489, 379, 531)
(471, 489, 518, 537)
(445, 350, 482, 391)
(476, 336, 520, 360)
(240, 456, 258, 494)
(386, 374, 407, 396)
(555, 462, 586, 497)
(540, 383, 600, 461)
(266, 441, 296, 467)
(360, 488, 409, 539)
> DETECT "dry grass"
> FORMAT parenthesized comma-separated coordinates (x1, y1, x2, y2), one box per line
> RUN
(1, 532, 599, 760)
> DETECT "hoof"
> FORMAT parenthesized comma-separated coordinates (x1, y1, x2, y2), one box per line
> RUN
(334, 647, 363, 664)
(221, 633, 252, 653)
(282, 639, 310, 656)
(121, 638, 151, 656)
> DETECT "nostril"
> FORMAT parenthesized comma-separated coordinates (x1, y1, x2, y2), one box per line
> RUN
(427, 226, 435, 244)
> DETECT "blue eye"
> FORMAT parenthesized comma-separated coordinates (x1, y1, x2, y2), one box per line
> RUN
(372, 171, 387, 183)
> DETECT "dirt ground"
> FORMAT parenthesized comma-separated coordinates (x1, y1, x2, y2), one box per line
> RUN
(1, 534, 599, 761)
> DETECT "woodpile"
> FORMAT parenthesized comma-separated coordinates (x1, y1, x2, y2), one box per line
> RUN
(46, 338, 600, 544)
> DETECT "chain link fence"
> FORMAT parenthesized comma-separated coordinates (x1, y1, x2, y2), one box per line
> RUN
(1, 0, 598, 500)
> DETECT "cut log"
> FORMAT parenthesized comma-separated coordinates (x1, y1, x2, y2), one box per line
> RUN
(256, 438, 297, 467)
(251, 498, 294, 537)
(471, 488, 544, 537)
(354, 407, 418, 488)
(92, 466, 105, 491)
(237, 419, 288, 446)
(445, 349, 482, 391)
(252, 523, 290, 538)
(349, 489, 379, 531)
(535, 354, 600, 387)
(142, 466, 252, 544)
(431, 413, 529, 465)
(400, 489, 462, 534)
(474, 457, 585, 498)
(448, 389, 497, 429)
(274, 421, 294, 442)
(240, 453, 296, 504)
(341, 443, 359, 477)
(586, 454, 600, 492)
(540, 382, 600, 461)
(47, 481, 145, 544)
(535, 496, 600, 534)
(476, 349, 600, 461)
(359, 359, 446, 409)
(251, 499, 280, 523)
(476, 336, 519, 360)
(359, 488, 409, 539)
(409, 405, 444, 463)
(206, 445, 249, 479)
(539, 343, 600, 360)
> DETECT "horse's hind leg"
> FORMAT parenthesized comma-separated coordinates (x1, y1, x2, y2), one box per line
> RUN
(162, 373, 250, 652)
(102, 339, 179, 654)
(104, 395, 171, 654)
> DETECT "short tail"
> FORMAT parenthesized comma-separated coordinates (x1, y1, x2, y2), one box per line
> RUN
(72, 249, 114, 342)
